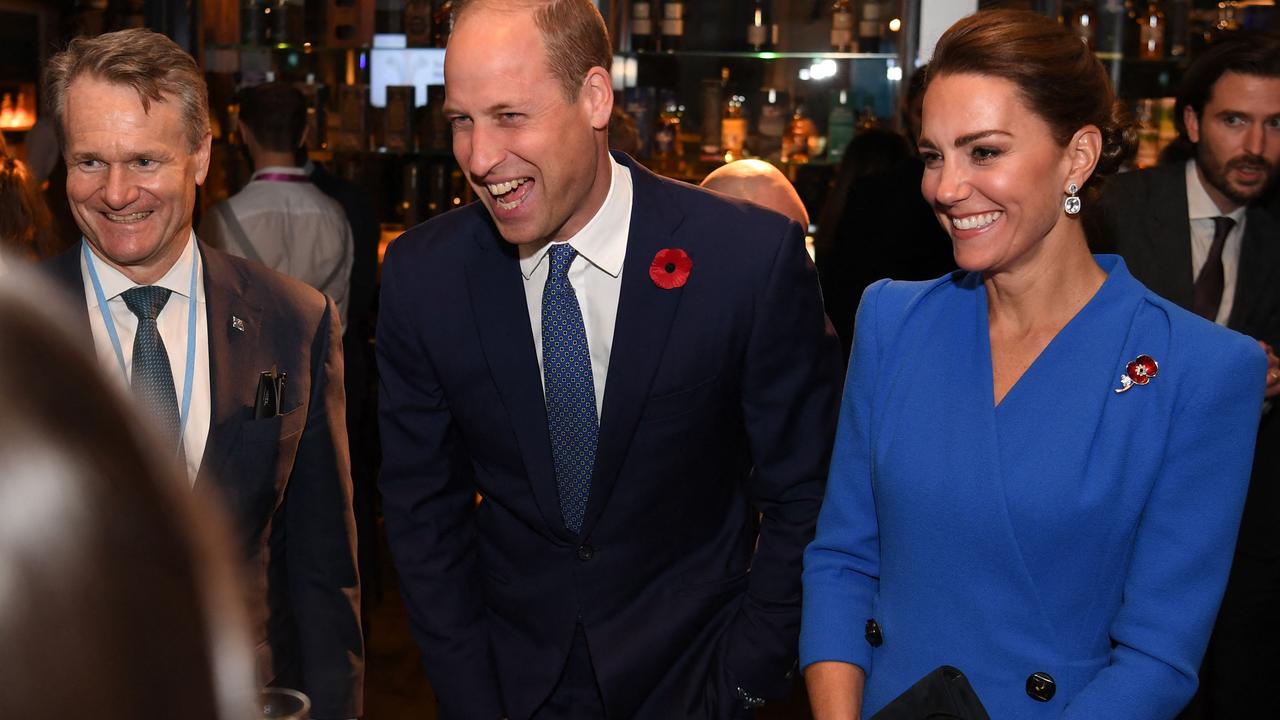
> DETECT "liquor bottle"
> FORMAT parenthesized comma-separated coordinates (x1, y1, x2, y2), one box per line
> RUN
(1070, 0, 1097, 50)
(240, 0, 265, 46)
(1166, 0, 1189, 56)
(782, 101, 816, 164)
(747, 0, 776, 52)
(375, 0, 404, 34)
(273, 0, 305, 45)
(831, 0, 855, 53)
(653, 92, 683, 174)
(661, 1, 684, 52)
(432, 0, 454, 47)
(1135, 98, 1159, 168)
(721, 94, 748, 162)
(405, 0, 433, 47)
(755, 88, 788, 160)
(1094, 0, 1127, 58)
(827, 90, 855, 163)
(1138, 0, 1165, 60)
(858, 0, 882, 54)
(700, 71, 726, 160)
(632, 1, 655, 52)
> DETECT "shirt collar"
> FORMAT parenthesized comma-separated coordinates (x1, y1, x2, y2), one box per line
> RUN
(250, 165, 309, 181)
(518, 155, 632, 280)
(84, 231, 199, 307)
(1185, 159, 1248, 223)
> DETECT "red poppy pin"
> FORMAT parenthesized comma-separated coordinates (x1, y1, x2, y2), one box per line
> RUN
(650, 248, 693, 290)
(1115, 354, 1159, 394)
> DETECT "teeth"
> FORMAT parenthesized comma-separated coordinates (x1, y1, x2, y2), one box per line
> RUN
(951, 211, 1002, 230)
(105, 211, 152, 223)
(486, 178, 528, 196)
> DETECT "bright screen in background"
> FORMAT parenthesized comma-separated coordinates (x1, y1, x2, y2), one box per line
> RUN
(369, 34, 446, 107)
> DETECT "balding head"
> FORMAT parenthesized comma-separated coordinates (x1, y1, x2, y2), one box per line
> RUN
(700, 159, 809, 227)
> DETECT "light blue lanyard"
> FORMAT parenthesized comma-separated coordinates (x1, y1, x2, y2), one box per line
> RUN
(82, 240, 199, 453)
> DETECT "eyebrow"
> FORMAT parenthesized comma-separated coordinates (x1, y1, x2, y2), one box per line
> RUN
(917, 129, 1012, 151)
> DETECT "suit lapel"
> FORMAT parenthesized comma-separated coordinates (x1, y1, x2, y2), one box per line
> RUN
(1143, 165, 1195, 310)
(45, 243, 95, 341)
(195, 243, 264, 489)
(1229, 206, 1280, 333)
(581, 158, 685, 538)
(463, 221, 572, 541)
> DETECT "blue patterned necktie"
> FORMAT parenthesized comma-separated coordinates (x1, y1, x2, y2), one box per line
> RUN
(541, 244, 598, 534)
(122, 286, 185, 462)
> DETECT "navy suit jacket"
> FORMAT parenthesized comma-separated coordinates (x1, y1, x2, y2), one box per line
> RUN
(43, 242, 364, 719)
(377, 153, 843, 719)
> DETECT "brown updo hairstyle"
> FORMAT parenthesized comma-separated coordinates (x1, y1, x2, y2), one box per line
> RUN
(926, 9, 1136, 192)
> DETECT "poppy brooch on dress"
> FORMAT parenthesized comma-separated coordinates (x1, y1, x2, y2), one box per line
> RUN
(1115, 354, 1159, 393)
(650, 248, 693, 290)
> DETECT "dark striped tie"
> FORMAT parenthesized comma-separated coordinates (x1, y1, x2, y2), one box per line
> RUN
(122, 286, 185, 462)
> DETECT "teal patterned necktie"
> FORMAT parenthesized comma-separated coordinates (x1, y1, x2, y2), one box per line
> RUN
(122, 286, 185, 462)
(541, 244, 598, 534)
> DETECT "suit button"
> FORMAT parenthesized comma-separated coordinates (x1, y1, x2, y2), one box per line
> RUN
(576, 544, 594, 561)
(864, 619, 884, 647)
(1026, 672, 1056, 702)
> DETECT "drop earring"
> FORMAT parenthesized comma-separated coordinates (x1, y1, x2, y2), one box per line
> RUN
(1064, 183, 1081, 215)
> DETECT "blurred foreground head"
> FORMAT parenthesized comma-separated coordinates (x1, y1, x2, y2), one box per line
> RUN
(0, 270, 255, 720)
(700, 159, 810, 227)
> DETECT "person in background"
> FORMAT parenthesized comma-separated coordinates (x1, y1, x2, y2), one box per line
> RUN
(199, 82, 354, 330)
(700, 158, 811, 228)
(0, 150, 59, 266)
(814, 67, 954, 363)
(300, 147, 383, 646)
(1088, 31, 1280, 720)
(377, 0, 842, 717)
(803, 10, 1264, 719)
(0, 268, 257, 720)
(39, 29, 362, 719)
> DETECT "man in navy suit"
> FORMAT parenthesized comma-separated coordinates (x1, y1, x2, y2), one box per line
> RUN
(376, 1, 842, 718)
(39, 29, 362, 718)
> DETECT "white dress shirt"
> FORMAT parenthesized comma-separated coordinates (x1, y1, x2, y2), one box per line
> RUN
(519, 156, 634, 417)
(81, 233, 211, 483)
(199, 165, 354, 330)
(1186, 159, 1248, 326)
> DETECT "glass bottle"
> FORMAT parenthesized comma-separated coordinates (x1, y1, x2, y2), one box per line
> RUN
(783, 101, 816, 164)
(1139, 0, 1165, 60)
(747, 0, 775, 52)
(827, 90, 855, 163)
(721, 94, 748, 162)
(831, 0, 855, 52)
(1070, 0, 1097, 50)
(632, 1, 655, 52)
(858, 0, 882, 54)
(653, 93, 684, 175)
(661, 1, 684, 52)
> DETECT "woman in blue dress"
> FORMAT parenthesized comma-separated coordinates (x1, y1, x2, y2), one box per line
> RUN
(801, 10, 1267, 719)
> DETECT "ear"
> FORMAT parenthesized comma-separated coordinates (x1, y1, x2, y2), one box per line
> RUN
(1183, 104, 1201, 144)
(1065, 124, 1102, 191)
(194, 132, 212, 187)
(581, 66, 614, 131)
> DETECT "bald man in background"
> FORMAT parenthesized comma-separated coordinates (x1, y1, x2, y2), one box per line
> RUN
(701, 159, 810, 228)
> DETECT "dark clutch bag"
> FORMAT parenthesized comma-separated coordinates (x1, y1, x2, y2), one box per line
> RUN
(869, 665, 991, 720)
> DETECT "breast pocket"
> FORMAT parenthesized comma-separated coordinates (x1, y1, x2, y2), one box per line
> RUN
(238, 404, 306, 446)
(641, 374, 721, 422)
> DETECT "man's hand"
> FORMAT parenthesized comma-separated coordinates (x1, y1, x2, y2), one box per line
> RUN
(1261, 340, 1279, 399)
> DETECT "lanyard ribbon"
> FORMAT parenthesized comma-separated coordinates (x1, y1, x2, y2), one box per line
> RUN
(82, 240, 199, 458)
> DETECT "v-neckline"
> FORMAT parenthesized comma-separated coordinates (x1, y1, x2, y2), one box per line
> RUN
(980, 265, 1115, 410)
